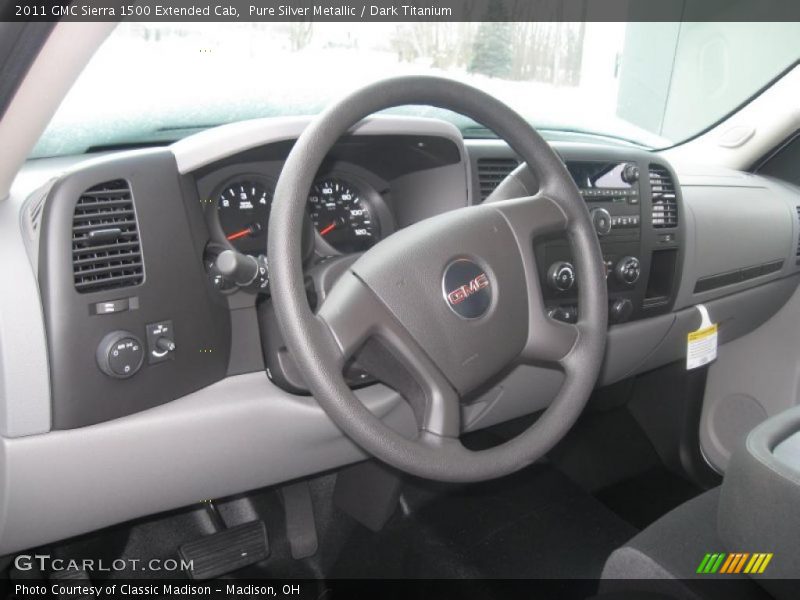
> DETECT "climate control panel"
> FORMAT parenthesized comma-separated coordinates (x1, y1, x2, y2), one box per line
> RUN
(545, 255, 642, 324)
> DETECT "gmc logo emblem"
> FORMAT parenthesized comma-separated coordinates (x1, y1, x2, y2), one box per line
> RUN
(447, 273, 490, 305)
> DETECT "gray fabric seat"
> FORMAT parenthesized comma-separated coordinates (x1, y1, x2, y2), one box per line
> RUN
(600, 488, 773, 600)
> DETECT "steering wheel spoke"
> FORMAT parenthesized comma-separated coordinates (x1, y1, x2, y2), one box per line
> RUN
(492, 191, 569, 240)
(317, 271, 461, 439)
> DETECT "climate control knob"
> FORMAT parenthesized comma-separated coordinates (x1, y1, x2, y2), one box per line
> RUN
(609, 298, 634, 323)
(548, 261, 576, 292)
(590, 208, 612, 236)
(615, 256, 641, 285)
(96, 331, 144, 379)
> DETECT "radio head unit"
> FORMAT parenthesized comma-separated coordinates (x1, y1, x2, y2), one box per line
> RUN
(567, 161, 639, 190)
(567, 161, 640, 203)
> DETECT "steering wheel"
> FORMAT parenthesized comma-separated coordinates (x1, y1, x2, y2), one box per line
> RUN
(268, 76, 607, 482)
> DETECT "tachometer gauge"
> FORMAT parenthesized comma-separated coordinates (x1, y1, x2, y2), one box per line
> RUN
(308, 177, 379, 253)
(216, 177, 273, 255)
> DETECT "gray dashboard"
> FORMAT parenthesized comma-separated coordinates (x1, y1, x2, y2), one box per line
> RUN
(0, 116, 798, 555)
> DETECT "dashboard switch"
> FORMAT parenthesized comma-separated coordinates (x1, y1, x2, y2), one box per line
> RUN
(96, 331, 144, 379)
(146, 320, 176, 364)
(91, 297, 135, 316)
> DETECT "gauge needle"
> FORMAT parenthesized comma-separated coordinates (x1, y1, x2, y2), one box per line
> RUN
(226, 228, 252, 241)
(319, 222, 336, 236)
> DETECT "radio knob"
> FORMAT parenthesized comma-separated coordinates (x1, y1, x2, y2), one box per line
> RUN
(615, 256, 641, 285)
(590, 208, 612, 236)
(622, 163, 640, 184)
(548, 261, 576, 292)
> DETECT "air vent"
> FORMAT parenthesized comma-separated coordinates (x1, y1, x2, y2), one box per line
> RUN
(72, 180, 144, 293)
(649, 165, 678, 228)
(477, 158, 519, 201)
(796, 206, 800, 259)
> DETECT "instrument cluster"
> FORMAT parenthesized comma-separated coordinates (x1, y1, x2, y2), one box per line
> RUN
(210, 172, 386, 256)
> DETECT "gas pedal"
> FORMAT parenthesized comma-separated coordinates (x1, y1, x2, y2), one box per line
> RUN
(178, 521, 269, 580)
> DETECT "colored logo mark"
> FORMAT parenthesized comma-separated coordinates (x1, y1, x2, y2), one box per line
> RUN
(697, 553, 773, 574)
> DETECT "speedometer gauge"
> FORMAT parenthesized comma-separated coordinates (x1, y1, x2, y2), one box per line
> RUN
(308, 177, 379, 253)
(216, 177, 273, 255)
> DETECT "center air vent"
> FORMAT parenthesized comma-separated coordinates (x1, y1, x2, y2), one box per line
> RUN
(72, 180, 144, 293)
(649, 165, 678, 228)
(477, 158, 519, 201)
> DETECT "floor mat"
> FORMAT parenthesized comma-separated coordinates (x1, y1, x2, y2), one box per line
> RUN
(326, 464, 637, 581)
(595, 467, 701, 529)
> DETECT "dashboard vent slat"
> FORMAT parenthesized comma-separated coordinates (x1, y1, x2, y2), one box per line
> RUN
(649, 165, 678, 228)
(796, 206, 800, 259)
(477, 158, 519, 201)
(71, 179, 144, 293)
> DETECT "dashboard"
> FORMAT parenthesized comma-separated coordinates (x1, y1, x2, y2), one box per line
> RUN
(2, 114, 800, 556)
(13, 115, 800, 432)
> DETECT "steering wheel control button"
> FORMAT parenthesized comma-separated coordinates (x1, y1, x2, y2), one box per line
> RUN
(547, 261, 576, 292)
(590, 208, 613, 236)
(615, 256, 641, 285)
(442, 259, 492, 319)
(146, 320, 176, 364)
(96, 331, 144, 379)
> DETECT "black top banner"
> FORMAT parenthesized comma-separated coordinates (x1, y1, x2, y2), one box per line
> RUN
(3, 0, 800, 22)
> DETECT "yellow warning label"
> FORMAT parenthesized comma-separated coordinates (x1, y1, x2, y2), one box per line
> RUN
(687, 313, 718, 370)
(688, 324, 718, 342)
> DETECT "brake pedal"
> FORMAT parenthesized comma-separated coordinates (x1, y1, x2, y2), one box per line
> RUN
(178, 521, 269, 580)
(280, 481, 318, 559)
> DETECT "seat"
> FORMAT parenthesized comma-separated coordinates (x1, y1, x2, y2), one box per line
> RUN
(600, 488, 772, 600)
(602, 404, 800, 600)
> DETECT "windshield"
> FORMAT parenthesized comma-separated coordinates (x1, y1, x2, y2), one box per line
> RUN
(32, 21, 800, 157)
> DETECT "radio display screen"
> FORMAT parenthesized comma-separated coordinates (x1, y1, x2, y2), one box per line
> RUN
(567, 162, 632, 189)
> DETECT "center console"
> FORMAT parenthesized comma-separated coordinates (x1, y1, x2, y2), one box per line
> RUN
(538, 156, 683, 324)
